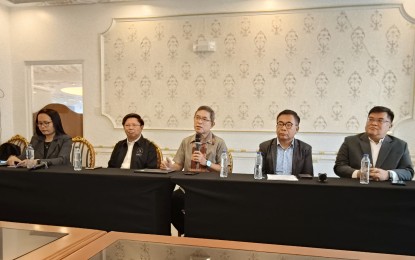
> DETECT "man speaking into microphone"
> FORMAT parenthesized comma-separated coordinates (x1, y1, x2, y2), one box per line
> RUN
(161, 105, 228, 173)
(160, 105, 228, 235)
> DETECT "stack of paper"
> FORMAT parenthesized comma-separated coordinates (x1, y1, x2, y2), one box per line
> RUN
(266, 174, 299, 181)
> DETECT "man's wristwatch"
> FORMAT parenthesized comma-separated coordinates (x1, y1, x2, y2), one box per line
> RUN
(206, 160, 212, 168)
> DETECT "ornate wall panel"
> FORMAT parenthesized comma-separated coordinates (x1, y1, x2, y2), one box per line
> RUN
(101, 5, 415, 132)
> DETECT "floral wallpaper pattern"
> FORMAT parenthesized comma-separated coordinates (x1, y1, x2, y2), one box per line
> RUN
(101, 5, 415, 132)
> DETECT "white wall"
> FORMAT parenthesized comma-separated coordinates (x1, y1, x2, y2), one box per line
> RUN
(0, 5, 13, 143)
(3, 0, 415, 174)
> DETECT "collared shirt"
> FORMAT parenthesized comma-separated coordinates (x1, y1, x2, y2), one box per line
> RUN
(275, 138, 294, 175)
(368, 137, 384, 167)
(121, 135, 141, 169)
(174, 132, 227, 172)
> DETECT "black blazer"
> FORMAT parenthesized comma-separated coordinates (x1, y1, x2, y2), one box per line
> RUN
(259, 138, 314, 176)
(108, 135, 157, 169)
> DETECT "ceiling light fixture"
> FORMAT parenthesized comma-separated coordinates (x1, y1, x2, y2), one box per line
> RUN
(61, 87, 83, 96)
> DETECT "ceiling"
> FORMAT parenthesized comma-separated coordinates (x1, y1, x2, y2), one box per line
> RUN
(4, 0, 130, 6)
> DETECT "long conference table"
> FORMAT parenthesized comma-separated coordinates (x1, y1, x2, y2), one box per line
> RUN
(0, 166, 174, 235)
(0, 167, 414, 256)
(171, 173, 415, 256)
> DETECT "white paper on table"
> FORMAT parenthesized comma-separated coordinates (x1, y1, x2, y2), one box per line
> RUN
(266, 174, 299, 181)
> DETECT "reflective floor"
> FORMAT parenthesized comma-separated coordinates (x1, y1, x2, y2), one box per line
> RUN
(1, 227, 66, 260)
(90, 239, 342, 260)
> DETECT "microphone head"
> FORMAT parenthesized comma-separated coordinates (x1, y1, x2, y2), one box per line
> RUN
(194, 134, 202, 151)
(195, 133, 201, 143)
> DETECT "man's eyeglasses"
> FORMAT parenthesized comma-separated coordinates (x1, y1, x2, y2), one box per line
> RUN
(367, 118, 390, 124)
(276, 121, 296, 129)
(37, 121, 52, 127)
(124, 124, 141, 128)
(194, 116, 211, 123)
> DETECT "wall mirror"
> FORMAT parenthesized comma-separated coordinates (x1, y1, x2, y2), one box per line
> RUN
(27, 61, 84, 137)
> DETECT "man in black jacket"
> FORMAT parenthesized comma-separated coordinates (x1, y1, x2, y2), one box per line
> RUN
(108, 113, 157, 169)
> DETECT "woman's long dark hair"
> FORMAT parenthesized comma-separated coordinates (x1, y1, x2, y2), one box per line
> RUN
(35, 108, 67, 136)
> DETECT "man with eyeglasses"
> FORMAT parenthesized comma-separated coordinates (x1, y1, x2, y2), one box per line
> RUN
(108, 113, 158, 169)
(160, 105, 228, 173)
(334, 106, 414, 181)
(259, 109, 313, 176)
(160, 105, 228, 235)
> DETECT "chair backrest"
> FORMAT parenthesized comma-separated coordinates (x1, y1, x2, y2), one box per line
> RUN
(7, 134, 29, 154)
(71, 136, 96, 168)
(228, 150, 233, 174)
(150, 141, 163, 168)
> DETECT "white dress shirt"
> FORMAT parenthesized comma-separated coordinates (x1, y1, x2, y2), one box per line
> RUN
(121, 135, 141, 169)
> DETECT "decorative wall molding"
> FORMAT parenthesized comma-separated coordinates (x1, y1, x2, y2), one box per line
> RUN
(101, 4, 415, 133)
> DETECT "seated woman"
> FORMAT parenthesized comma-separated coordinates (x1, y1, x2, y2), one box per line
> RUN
(7, 108, 72, 167)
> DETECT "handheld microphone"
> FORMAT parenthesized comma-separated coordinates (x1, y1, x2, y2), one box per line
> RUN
(194, 133, 202, 170)
(195, 133, 202, 151)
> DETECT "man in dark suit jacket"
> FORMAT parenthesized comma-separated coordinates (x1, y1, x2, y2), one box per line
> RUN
(334, 106, 414, 181)
(259, 109, 313, 176)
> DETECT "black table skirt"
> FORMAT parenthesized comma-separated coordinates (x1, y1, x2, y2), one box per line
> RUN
(2, 166, 414, 255)
(0, 166, 175, 235)
(172, 172, 415, 256)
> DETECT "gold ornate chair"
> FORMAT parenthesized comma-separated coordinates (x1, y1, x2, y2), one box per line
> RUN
(7, 134, 29, 154)
(150, 141, 163, 168)
(71, 136, 96, 168)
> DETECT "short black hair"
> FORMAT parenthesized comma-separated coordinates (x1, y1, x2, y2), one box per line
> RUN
(277, 109, 300, 125)
(122, 113, 144, 126)
(35, 108, 67, 136)
(195, 106, 215, 123)
(368, 106, 394, 122)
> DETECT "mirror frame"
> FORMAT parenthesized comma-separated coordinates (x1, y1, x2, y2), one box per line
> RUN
(25, 60, 84, 137)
